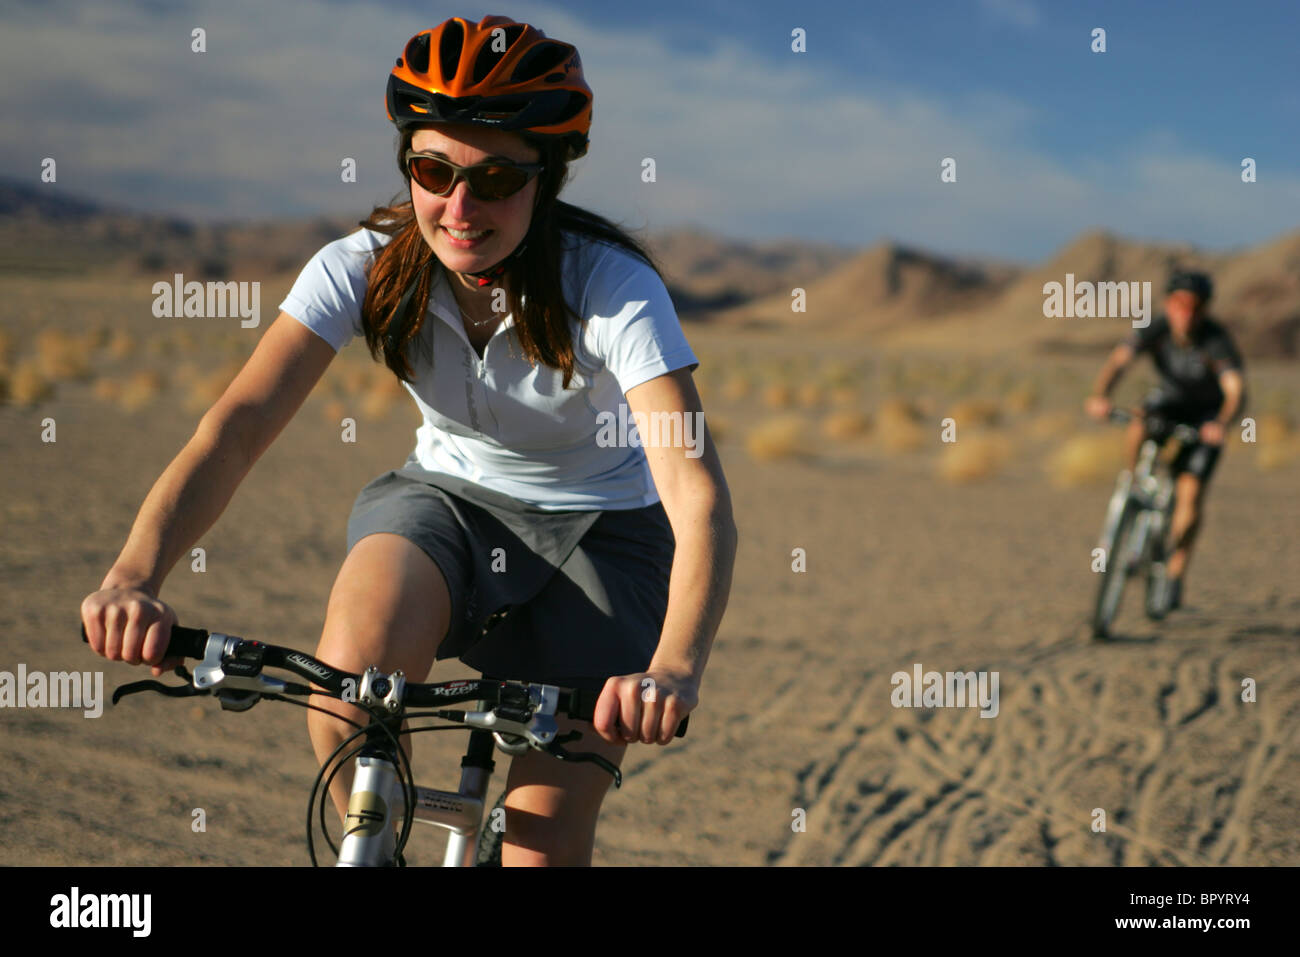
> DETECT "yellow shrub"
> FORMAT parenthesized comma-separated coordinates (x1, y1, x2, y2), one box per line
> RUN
(9, 360, 55, 405)
(939, 432, 1013, 483)
(821, 410, 871, 441)
(1045, 433, 1126, 488)
(745, 414, 812, 462)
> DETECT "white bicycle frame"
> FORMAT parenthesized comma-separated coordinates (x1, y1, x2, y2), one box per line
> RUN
(336, 702, 498, 867)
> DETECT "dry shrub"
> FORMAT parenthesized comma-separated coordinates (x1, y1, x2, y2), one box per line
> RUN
(704, 414, 729, 444)
(938, 431, 1013, 483)
(795, 382, 823, 409)
(9, 360, 55, 405)
(874, 397, 927, 453)
(1250, 413, 1291, 445)
(1025, 410, 1078, 442)
(362, 372, 406, 419)
(146, 334, 177, 357)
(720, 373, 751, 401)
(819, 359, 856, 389)
(36, 329, 93, 381)
(86, 324, 111, 350)
(1256, 438, 1300, 472)
(0, 328, 16, 368)
(821, 409, 871, 441)
(828, 385, 859, 407)
(1045, 433, 1126, 488)
(762, 382, 795, 410)
(119, 370, 167, 412)
(1251, 414, 1297, 471)
(945, 397, 1002, 429)
(322, 399, 347, 425)
(745, 414, 813, 462)
(92, 378, 122, 403)
(1004, 381, 1040, 413)
(107, 330, 136, 360)
(184, 360, 244, 414)
(335, 363, 370, 398)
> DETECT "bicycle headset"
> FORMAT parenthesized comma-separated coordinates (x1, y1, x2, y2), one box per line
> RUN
(384, 15, 593, 288)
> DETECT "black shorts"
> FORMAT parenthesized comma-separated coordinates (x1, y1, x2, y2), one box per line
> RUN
(345, 460, 676, 693)
(1140, 394, 1222, 483)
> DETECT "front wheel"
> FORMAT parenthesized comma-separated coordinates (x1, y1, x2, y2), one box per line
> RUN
(1093, 501, 1138, 638)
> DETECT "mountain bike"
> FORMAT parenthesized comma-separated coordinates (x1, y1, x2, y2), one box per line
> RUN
(1091, 407, 1201, 640)
(80, 623, 688, 866)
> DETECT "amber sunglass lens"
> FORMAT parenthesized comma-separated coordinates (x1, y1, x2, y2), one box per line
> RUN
(409, 156, 454, 194)
(468, 165, 528, 200)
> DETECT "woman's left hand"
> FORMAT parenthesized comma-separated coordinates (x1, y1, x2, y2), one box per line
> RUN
(593, 670, 699, 746)
(1199, 420, 1226, 446)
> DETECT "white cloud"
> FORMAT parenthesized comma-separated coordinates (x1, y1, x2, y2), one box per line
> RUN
(0, 0, 1293, 259)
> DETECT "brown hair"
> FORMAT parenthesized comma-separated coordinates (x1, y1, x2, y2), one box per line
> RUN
(357, 127, 664, 388)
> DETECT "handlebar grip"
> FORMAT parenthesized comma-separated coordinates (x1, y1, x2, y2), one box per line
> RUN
(568, 688, 689, 738)
(166, 625, 211, 660)
(80, 622, 210, 660)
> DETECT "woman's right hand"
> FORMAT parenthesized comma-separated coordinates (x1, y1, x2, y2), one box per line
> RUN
(1084, 394, 1113, 421)
(81, 586, 183, 676)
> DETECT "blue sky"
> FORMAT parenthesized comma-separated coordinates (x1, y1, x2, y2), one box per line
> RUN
(2, 0, 1297, 260)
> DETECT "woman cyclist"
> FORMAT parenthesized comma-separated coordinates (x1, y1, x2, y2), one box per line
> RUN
(81, 15, 737, 866)
(1085, 269, 1245, 613)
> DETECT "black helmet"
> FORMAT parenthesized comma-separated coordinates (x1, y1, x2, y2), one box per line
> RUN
(1166, 269, 1213, 304)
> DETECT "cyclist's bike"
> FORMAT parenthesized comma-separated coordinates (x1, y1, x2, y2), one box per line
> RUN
(80, 623, 688, 866)
(1091, 407, 1202, 640)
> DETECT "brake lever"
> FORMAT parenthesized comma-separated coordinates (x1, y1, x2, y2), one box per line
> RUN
(110, 666, 208, 705)
(543, 739, 623, 789)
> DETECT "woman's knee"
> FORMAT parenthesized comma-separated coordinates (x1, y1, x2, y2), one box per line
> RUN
(317, 532, 453, 675)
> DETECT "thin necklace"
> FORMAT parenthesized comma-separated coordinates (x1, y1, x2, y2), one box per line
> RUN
(450, 285, 500, 328)
(457, 303, 499, 328)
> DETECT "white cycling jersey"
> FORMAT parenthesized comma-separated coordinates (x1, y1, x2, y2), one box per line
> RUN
(279, 226, 699, 510)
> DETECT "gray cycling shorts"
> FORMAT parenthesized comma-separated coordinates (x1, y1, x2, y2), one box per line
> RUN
(345, 457, 675, 692)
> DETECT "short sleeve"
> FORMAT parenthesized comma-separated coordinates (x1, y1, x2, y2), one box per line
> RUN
(583, 243, 699, 393)
(1204, 323, 1244, 374)
(278, 229, 387, 352)
(1127, 314, 1167, 355)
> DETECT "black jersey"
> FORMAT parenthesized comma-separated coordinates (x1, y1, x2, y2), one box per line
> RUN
(1126, 313, 1243, 412)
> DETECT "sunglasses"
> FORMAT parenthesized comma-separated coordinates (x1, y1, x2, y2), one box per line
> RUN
(404, 150, 545, 201)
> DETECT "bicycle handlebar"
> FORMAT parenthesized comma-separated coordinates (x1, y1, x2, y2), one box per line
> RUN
(1106, 406, 1203, 445)
(79, 623, 689, 736)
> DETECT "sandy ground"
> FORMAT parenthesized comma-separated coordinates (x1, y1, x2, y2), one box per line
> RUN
(2, 280, 1297, 866)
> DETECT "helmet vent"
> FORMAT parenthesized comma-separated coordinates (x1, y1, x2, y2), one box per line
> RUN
(438, 21, 464, 79)
(511, 41, 570, 83)
(406, 32, 431, 75)
(555, 91, 588, 123)
(472, 25, 524, 84)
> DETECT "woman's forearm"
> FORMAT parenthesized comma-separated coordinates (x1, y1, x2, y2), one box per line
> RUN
(647, 500, 738, 685)
(102, 414, 254, 596)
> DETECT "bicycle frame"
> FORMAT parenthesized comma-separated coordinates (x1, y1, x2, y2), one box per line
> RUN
(1093, 410, 1197, 637)
(337, 720, 496, 867)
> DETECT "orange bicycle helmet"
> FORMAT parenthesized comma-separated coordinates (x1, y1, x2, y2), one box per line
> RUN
(386, 15, 593, 162)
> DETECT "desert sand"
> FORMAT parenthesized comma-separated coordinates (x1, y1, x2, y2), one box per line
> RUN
(1, 256, 1297, 866)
